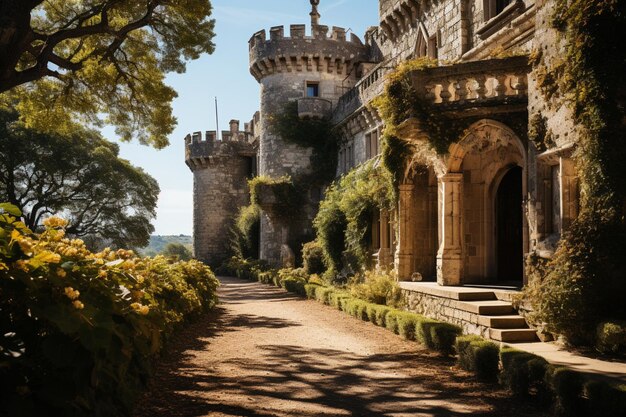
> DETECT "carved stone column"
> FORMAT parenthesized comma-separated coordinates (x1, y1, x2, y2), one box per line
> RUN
(437, 173, 464, 286)
(396, 183, 415, 280)
(378, 211, 392, 268)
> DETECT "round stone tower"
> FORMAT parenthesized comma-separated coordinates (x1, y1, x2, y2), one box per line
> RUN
(185, 129, 257, 267)
(248, 1, 370, 264)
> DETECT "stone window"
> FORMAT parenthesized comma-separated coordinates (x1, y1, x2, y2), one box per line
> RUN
(365, 128, 379, 159)
(306, 82, 319, 98)
(483, 0, 513, 20)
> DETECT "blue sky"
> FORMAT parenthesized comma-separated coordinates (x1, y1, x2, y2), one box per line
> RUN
(103, 0, 378, 236)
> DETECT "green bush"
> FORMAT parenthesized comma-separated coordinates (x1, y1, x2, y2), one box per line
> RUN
(546, 366, 584, 417)
(305, 283, 321, 299)
(429, 322, 462, 356)
(500, 347, 550, 399)
(0, 210, 219, 416)
(416, 318, 437, 347)
(456, 335, 500, 381)
(596, 320, 626, 354)
(302, 241, 326, 275)
(329, 291, 351, 310)
(230, 203, 260, 260)
(374, 305, 392, 327)
(585, 380, 626, 417)
(349, 269, 404, 308)
(314, 286, 334, 305)
(365, 303, 379, 323)
(282, 279, 306, 296)
(385, 310, 401, 334)
(397, 312, 421, 341)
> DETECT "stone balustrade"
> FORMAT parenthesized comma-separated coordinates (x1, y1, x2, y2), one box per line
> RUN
(410, 56, 529, 107)
(332, 61, 393, 124)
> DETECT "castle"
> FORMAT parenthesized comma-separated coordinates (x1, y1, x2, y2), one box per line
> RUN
(185, 0, 580, 290)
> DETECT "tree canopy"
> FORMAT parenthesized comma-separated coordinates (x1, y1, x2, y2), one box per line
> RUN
(162, 242, 193, 261)
(0, 0, 215, 148)
(0, 109, 159, 249)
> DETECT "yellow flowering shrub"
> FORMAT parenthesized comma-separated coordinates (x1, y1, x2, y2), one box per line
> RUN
(0, 204, 219, 416)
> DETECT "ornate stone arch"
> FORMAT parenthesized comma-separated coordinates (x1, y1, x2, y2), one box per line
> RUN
(446, 119, 526, 173)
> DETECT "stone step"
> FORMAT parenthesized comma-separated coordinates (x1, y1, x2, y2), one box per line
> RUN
(456, 300, 516, 315)
(399, 282, 496, 301)
(478, 315, 528, 329)
(489, 328, 538, 343)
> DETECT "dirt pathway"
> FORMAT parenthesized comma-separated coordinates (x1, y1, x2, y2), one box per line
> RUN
(133, 276, 547, 417)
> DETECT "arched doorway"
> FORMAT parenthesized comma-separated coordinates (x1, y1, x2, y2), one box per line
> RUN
(495, 166, 523, 282)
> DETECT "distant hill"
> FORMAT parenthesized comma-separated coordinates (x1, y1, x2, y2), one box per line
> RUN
(140, 235, 193, 257)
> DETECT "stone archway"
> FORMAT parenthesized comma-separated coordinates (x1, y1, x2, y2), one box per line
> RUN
(437, 119, 527, 286)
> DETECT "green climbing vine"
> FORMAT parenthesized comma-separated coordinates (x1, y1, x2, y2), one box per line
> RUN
(313, 160, 395, 277)
(269, 101, 339, 186)
(525, 0, 626, 346)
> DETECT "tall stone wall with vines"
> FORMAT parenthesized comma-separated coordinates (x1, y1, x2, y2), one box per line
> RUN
(524, 0, 626, 345)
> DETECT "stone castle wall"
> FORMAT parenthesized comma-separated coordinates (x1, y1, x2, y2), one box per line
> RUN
(185, 131, 256, 266)
(249, 24, 371, 264)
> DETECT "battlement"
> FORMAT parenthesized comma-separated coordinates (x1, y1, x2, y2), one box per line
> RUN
(184, 126, 257, 171)
(249, 24, 370, 81)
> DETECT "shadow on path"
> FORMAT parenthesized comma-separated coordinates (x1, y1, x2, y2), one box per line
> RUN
(134, 277, 548, 417)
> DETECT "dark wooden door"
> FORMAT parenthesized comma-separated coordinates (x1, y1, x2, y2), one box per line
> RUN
(496, 167, 523, 282)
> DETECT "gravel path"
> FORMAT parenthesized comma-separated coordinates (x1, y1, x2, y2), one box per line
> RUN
(133, 276, 547, 417)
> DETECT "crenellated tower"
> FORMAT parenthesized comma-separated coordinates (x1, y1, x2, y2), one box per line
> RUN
(185, 122, 258, 267)
(248, 1, 370, 264)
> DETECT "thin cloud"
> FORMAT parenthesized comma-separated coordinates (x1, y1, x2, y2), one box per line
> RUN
(320, 0, 353, 13)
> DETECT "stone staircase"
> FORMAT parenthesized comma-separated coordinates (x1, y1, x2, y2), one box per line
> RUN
(400, 282, 538, 343)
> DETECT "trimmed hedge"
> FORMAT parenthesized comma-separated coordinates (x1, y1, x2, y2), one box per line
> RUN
(456, 335, 500, 381)
(220, 259, 626, 417)
(585, 380, 626, 417)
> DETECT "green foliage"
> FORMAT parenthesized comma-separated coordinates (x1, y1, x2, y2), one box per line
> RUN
(329, 291, 351, 310)
(526, 0, 626, 346)
(269, 101, 338, 185)
(429, 322, 463, 356)
(139, 235, 192, 257)
(456, 335, 500, 381)
(349, 269, 403, 308)
(0, 0, 216, 148)
(385, 310, 400, 334)
(231, 204, 260, 260)
(585, 380, 626, 417)
(396, 312, 421, 341)
(162, 243, 192, 261)
(0, 110, 159, 250)
(249, 175, 301, 220)
(302, 241, 326, 275)
(314, 160, 395, 273)
(596, 320, 626, 354)
(0, 207, 218, 416)
(546, 367, 584, 417)
(500, 347, 550, 400)
(314, 286, 334, 305)
(373, 305, 392, 327)
(304, 283, 322, 299)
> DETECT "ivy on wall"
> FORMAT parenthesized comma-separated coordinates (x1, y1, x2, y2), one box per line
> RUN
(525, 0, 626, 345)
(313, 160, 395, 277)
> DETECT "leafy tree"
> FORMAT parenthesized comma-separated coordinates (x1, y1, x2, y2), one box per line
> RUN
(0, 109, 159, 249)
(162, 243, 192, 261)
(0, 0, 215, 148)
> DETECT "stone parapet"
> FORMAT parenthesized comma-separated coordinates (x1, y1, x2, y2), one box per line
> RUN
(249, 24, 370, 81)
(185, 130, 256, 171)
(297, 97, 332, 119)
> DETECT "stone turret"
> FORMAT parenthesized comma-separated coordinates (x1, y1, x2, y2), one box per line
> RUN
(248, 7, 370, 264)
(185, 127, 257, 267)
